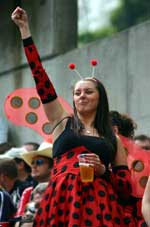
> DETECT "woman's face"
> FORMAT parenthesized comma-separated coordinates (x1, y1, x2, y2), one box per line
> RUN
(73, 80, 99, 115)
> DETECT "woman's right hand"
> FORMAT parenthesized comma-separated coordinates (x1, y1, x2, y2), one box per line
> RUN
(11, 7, 31, 38)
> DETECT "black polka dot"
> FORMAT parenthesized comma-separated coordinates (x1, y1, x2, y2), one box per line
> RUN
(68, 196, 73, 202)
(58, 221, 64, 227)
(53, 168, 57, 174)
(45, 204, 50, 212)
(46, 218, 50, 225)
(45, 80, 50, 88)
(58, 209, 63, 216)
(53, 201, 58, 207)
(87, 195, 94, 201)
(85, 207, 93, 215)
(61, 165, 67, 173)
(35, 70, 40, 75)
(77, 191, 82, 196)
(67, 151, 75, 159)
(74, 201, 81, 208)
(28, 47, 33, 52)
(51, 181, 56, 188)
(114, 217, 121, 224)
(83, 185, 89, 192)
(52, 190, 57, 197)
(44, 193, 49, 200)
(141, 222, 147, 227)
(68, 184, 73, 191)
(118, 171, 126, 177)
(59, 196, 65, 203)
(39, 219, 44, 226)
(72, 212, 80, 219)
(47, 93, 53, 99)
(37, 207, 42, 215)
(84, 219, 92, 226)
(98, 190, 106, 197)
(61, 183, 66, 190)
(99, 181, 106, 187)
(50, 213, 55, 220)
(66, 210, 70, 215)
(124, 217, 131, 224)
(71, 175, 76, 180)
(109, 194, 115, 201)
(104, 213, 112, 220)
(30, 61, 36, 69)
(96, 214, 102, 220)
(38, 88, 45, 95)
(73, 161, 79, 168)
(99, 203, 105, 210)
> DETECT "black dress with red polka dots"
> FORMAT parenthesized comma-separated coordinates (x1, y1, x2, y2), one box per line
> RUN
(33, 118, 136, 227)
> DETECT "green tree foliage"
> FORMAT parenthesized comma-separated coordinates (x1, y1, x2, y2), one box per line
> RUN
(78, 27, 116, 46)
(110, 0, 150, 31)
(79, 0, 150, 45)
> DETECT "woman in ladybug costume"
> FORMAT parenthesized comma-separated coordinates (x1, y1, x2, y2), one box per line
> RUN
(11, 6, 136, 227)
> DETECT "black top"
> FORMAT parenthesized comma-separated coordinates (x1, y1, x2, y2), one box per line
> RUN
(53, 118, 115, 168)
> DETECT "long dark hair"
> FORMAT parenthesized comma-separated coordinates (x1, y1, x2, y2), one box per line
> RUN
(71, 78, 117, 160)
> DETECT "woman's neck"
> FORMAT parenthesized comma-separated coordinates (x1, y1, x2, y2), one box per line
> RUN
(78, 113, 95, 128)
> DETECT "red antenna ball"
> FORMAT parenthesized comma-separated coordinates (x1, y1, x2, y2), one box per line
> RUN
(68, 63, 76, 70)
(90, 59, 98, 66)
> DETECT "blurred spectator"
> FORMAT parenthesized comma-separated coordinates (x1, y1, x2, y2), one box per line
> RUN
(134, 134, 150, 150)
(18, 183, 48, 227)
(22, 142, 40, 152)
(0, 142, 15, 155)
(109, 110, 137, 139)
(0, 158, 31, 209)
(109, 110, 147, 226)
(0, 147, 37, 185)
(0, 187, 16, 223)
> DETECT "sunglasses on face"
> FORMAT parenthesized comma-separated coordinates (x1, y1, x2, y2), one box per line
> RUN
(31, 159, 45, 166)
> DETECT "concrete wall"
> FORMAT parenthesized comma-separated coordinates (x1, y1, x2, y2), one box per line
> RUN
(0, 1, 150, 145)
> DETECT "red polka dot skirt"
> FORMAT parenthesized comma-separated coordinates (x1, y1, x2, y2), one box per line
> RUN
(33, 147, 137, 227)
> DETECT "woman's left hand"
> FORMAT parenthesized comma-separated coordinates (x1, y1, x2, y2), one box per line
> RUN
(85, 153, 106, 176)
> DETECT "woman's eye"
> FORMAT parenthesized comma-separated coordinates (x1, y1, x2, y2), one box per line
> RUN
(74, 92, 80, 96)
(86, 90, 93, 94)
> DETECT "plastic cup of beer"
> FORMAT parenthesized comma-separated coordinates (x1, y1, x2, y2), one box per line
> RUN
(77, 153, 94, 183)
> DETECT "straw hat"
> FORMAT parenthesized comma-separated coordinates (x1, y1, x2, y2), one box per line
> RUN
(21, 142, 53, 166)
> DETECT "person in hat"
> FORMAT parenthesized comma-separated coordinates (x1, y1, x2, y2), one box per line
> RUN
(16, 142, 53, 218)
(11, 7, 134, 227)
